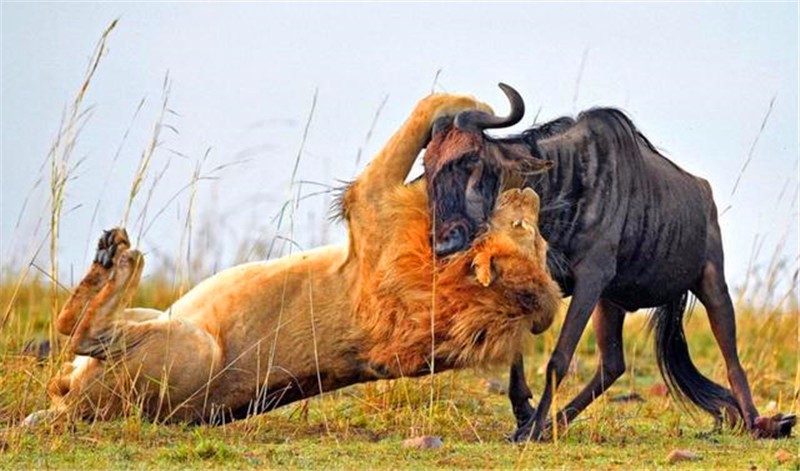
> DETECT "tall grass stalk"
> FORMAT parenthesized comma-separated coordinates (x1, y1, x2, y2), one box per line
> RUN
(354, 94, 389, 170)
(83, 96, 147, 261)
(45, 20, 116, 359)
(121, 73, 172, 230)
(731, 94, 777, 196)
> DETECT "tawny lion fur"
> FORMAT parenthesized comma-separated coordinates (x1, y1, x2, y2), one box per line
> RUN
(24, 94, 561, 426)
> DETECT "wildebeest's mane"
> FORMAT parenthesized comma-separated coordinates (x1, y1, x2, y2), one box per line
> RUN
(517, 107, 639, 150)
(498, 108, 647, 289)
(520, 116, 577, 149)
(518, 107, 663, 162)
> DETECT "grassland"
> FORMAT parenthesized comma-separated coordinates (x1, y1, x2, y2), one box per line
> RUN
(0, 279, 798, 470)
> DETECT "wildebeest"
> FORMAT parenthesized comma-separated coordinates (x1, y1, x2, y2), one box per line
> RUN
(24, 94, 561, 426)
(423, 83, 796, 440)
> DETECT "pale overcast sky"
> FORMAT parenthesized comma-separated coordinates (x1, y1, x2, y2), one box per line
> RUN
(1, 3, 797, 298)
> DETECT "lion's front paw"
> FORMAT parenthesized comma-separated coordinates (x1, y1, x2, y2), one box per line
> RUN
(421, 94, 494, 123)
(93, 228, 130, 269)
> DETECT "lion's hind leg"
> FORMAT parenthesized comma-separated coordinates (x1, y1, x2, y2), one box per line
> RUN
(119, 319, 225, 422)
(22, 355, 107, 427)
(56, 228, 145, 355)
(22, 229, 148, 427)
(24, 318, 224, 426)
(82, 319, 224, 423)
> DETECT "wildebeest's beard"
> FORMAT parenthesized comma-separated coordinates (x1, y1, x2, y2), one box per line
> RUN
(428, 156, 501, 257)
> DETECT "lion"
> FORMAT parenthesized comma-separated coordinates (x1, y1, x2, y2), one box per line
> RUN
(23, 93, 560, 426)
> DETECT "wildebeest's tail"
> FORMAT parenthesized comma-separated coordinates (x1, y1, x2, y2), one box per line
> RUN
(649, 292, 740, 421)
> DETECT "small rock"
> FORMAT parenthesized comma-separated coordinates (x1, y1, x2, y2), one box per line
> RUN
(764, 400, 778, 413)
(775, 449, 794, 464)
(649, 383, 669, 397)
(666, 449, 700, 463)
(480, 379, 507, 395)
(401, 436, 443, 450)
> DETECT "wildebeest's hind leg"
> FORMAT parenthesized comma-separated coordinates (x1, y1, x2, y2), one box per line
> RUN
(692, 259, 796, 438)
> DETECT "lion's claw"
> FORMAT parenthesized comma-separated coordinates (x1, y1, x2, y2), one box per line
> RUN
(101, 250, 113, 269)
(93, 228, 130, 270)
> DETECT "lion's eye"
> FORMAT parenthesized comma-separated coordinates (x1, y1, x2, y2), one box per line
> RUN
(463, 153, 480, 165)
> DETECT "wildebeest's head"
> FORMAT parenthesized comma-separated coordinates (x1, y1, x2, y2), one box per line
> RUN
(423, 84, 552, 256)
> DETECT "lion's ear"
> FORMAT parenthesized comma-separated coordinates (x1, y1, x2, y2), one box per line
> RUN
(472, 252, 496, 287)
(512, 220, 536, 233)
(520, 187, 542, 221)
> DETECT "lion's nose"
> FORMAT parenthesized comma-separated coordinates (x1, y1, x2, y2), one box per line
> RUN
(434, 225, 467, 257)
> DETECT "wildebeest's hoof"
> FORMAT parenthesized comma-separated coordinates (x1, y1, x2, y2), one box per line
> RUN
(507, 425, 527, 442)
(512, 403, 536, 429)
(509, 420, 549, 442)
(509, 427, 546, 442)
(93, 228, 130, 269)
(753, 413, 796, 439)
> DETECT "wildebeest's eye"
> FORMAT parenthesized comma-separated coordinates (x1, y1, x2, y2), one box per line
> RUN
(463, 153, 480, 165)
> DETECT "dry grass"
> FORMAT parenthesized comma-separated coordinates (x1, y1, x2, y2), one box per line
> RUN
(0, 280, 797, 470)
(0, 19, 797, 471)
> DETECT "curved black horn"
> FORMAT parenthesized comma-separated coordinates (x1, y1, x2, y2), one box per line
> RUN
(455, 83, 525, 132)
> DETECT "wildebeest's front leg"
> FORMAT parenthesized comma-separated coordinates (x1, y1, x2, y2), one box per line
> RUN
(509, 301, 626, 433)
(554, 300, 626, 426)
(508, 353, 535, 428)
(513, 258, 615, 441)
